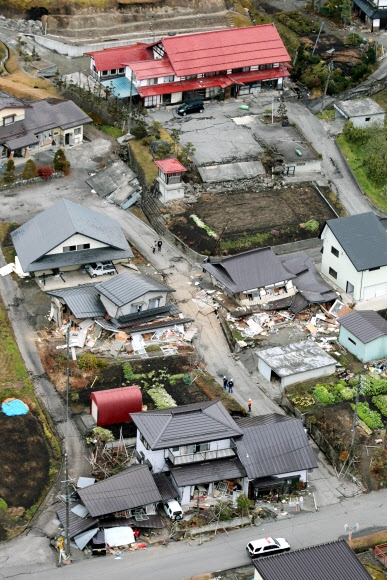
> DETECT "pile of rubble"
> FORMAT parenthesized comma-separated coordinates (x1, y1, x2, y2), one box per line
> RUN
(0, 15, 44, 34)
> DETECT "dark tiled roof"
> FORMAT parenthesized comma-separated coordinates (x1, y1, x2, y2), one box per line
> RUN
(0, 90, 26, 111)
(95, 312, 192, 334)
(86, 161, 137, 198)
(324, 213, 387, 271)
(235, 413, 317, 479)
(252, 540, 372, 580)
(47, 284, 106, 318)
(96, 271, 174, 307)
(130, 401, 243, 450)
(78, 464, 162, 517)
(11, 199, 133, 272)
(152, 472, 178, 501)
(56, 506, 99, 539)
(339, 310, 387, 343)
(170, 457, 246, 487)
(203, 247, 294, 294)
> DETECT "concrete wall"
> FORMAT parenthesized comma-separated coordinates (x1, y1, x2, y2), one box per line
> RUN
(257, 358, 272, 382)
(136, 436, 167, 473)
(351, 113, 385, 129)
(281, 364, 336, 388)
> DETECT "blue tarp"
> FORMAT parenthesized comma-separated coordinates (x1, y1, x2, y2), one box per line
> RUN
(2, 399, 28, 416)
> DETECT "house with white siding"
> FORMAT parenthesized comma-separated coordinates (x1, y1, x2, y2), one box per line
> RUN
(338, 310, 387, 362)
(320, 213, 387, 301)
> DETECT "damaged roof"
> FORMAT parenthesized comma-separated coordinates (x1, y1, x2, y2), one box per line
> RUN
(11, 199, 133, 272)
(170, 457, 246, 487)
(203, 247, 294, 294)
(235, 414, 317, 480)
(130, 401, 243, 450)
(256, 340, 337, 377)
(152, 472, 179, 501)
(96, 271, 174, 307)
(78, 464, 162, 517)
(47, 285, 106, 318)
(339, 310, 387, 343)
(86, 160, 138, 198)
(322, 213, 387, 271)
(252, 539, 372, 580)
(334, 98, 385, 118)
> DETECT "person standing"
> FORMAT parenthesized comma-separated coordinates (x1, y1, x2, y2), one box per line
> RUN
(228, 378, 234, 393)
(223, 376, 228, 390)
(157, 239, 163, 252)
(152, 241, 156, 254)
(247, 398, 252, 412)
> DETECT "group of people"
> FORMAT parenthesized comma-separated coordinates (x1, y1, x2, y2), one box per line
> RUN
(152, 239, 163, 253)
(223, 376, 234, 393)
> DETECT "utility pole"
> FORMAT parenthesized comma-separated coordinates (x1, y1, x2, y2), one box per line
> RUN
(312, 22, 324, 56)
(350, 374, 366, 457)
(64, 324, 71, 559)
(321, 61, 334, 113)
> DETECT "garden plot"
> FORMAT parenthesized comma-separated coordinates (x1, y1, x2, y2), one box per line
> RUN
(167, 183, 336, 255)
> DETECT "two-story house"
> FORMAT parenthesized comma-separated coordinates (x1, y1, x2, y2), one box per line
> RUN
(0, 90, 92, 159)
(320, 212, 387, 301)
(86, 25, 290, 108)
(352, 0, 387, 31)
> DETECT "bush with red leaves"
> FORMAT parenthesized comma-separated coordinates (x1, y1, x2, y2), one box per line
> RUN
(36, 165, 53, 179)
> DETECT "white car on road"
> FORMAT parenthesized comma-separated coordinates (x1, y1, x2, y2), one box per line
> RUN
(246, 536, 291, 559)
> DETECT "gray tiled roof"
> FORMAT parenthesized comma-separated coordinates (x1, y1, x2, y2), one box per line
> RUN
(86, 161, 137, 198)
(131, 401, 243, 450)
(203, 247, 294, 294)
(96, 271, 174, 307)
(252, 539, 372, 580)
(152, 472, 179, 501)
(256, 340, 337, 378)
(170, 457, 246, 487)
(78, 464, 162, 518)
(0, 90, 26, 111)
(235, 414, 317, 480)
(324, 212, 387, 271)
(0, 96, 92, 148)
(339, 310, 387, 343)
(47, 285, 106, 318)
(11, 199, 133, 272)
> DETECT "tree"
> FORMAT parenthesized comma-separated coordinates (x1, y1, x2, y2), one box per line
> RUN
(236, 493, 251, 518)
(277, 97, 288, 121)
(37, 165, 53, 179)
(22, 159, 37, 179)
(177, 141, 196, 166)
(148, 120, 162, 139)
(170, 128, 180, 155)
(3, 159, 16, 185)
(341, 0, 352, 26)
(53, 148, 70, 175)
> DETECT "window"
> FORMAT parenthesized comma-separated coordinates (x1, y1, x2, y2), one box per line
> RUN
(148, 77, 158, 85)
(164, 75, 174, 82)
(101, 70, 108, 76)
(171, 446, 179, 452)
(3, 115, 15, 126)
(348, 337, 356, 345)
(329, 267, 338, 279)
(369, 266, 380, 271)
(63, 245, 76, 252)
(77, 243, 90, 250)
(365, 117, 370, 122)
(74, 128, 82, 135)
(110, 69, 116, 75)
(331, 246, 339, 257)
(118, 67, 125, 74)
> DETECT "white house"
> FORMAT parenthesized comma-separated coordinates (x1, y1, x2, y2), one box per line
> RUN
(334, 98, 385, 129)
(320, 212, 387, 301)
(154, 158, 187, 203)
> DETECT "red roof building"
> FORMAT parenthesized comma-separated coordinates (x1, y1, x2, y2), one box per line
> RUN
(86, 25, 290, 107)
(154, 158, 187, 204)
(90, 386, 142, 426)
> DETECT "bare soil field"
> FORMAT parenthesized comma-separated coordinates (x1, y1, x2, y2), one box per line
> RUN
(168, 184, 336, 255)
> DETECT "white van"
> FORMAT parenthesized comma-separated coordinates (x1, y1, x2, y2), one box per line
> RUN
(84, 262, 116, 278)
(163, 500, 183, 521)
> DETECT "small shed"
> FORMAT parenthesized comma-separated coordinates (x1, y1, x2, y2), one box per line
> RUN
(338, 310, 387, 363)
(154, 158, 186, 203)
(90, 386, 142, 426)
(256, 340, 337, 388)
(334, 98, 385, 129)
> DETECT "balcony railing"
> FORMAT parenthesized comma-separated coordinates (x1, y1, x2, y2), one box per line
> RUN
(168, 446, 236, 466)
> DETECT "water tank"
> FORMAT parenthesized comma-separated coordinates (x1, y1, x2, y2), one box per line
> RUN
(90, 386, 142, 426)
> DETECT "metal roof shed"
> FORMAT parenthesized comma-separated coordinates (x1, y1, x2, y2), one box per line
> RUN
(256, 340, 337, 388)
(90, 386, 142, 426)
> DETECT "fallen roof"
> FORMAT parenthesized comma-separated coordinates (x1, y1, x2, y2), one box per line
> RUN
(256, 340, 337, 377)
(96, 270, 174, 307)
(323, 212, 387, 271)
(252, 539, 372, 580)
(56, 506, 99, 539)
(130, 401, 243, 450)
(235, 414, 317, 480)
(162, 25, 290, 77)
(11, 199, 133, 272)
(78, 464, 162, 517)
(47, 285, 106, 319)
(338, 310, 387, 343)
(170, 457, 246, 487)
(152, 472, 179, 501)
(334, 98, 385, 118)
(203, 247, 294, 294)
(86, 160, 138, 198)
(198, 160, 266, 183)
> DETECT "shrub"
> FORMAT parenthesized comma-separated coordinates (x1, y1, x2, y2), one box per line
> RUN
(313, 385, 336, 405)
(304, 219, 319, 232)
(372, 395, 387, 417)
(364, 377, 387, 396)
(0, 498, 8, 512)
(22, 159, 37, 179)
(78, 353, 98, 370)
(3, 159, 16, 185)
(354, 402, 383, 429)
(123, 362, 135, 382)
(289, 393, 315, 409)
(36, 165, 53, 179)
(338, 388, 355, 401)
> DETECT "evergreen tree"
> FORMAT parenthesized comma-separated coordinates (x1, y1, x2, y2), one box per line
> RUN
(3, 159, 16, 185)
(22, 159, 37, 179)
(341, 0, 352, 26)
(53, 148, 67, 172)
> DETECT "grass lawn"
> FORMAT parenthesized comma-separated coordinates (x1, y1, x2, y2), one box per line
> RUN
(372, 90, 387, 110)
(100, 125, 124, 138)
(129, 139, 158, 185)
(336, 134, 387, 211)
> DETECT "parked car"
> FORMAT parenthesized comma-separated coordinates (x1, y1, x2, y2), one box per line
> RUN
(163, 499, 183, 521)
(246, 537, 291, 559)
(84, 262, 116, 277)
(176, 99, 204, 116)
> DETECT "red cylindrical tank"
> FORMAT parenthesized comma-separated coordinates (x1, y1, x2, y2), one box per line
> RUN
(90, 386, 142, 426)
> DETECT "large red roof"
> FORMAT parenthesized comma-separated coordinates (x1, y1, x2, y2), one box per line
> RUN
(125, 58, 175, 80)
(85, 43, 151, 72)
(162, 25, 290, 77)
(154, 158, 187, 173)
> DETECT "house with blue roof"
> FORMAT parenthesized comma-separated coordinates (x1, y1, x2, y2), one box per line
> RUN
(320, 212, 387, 301)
